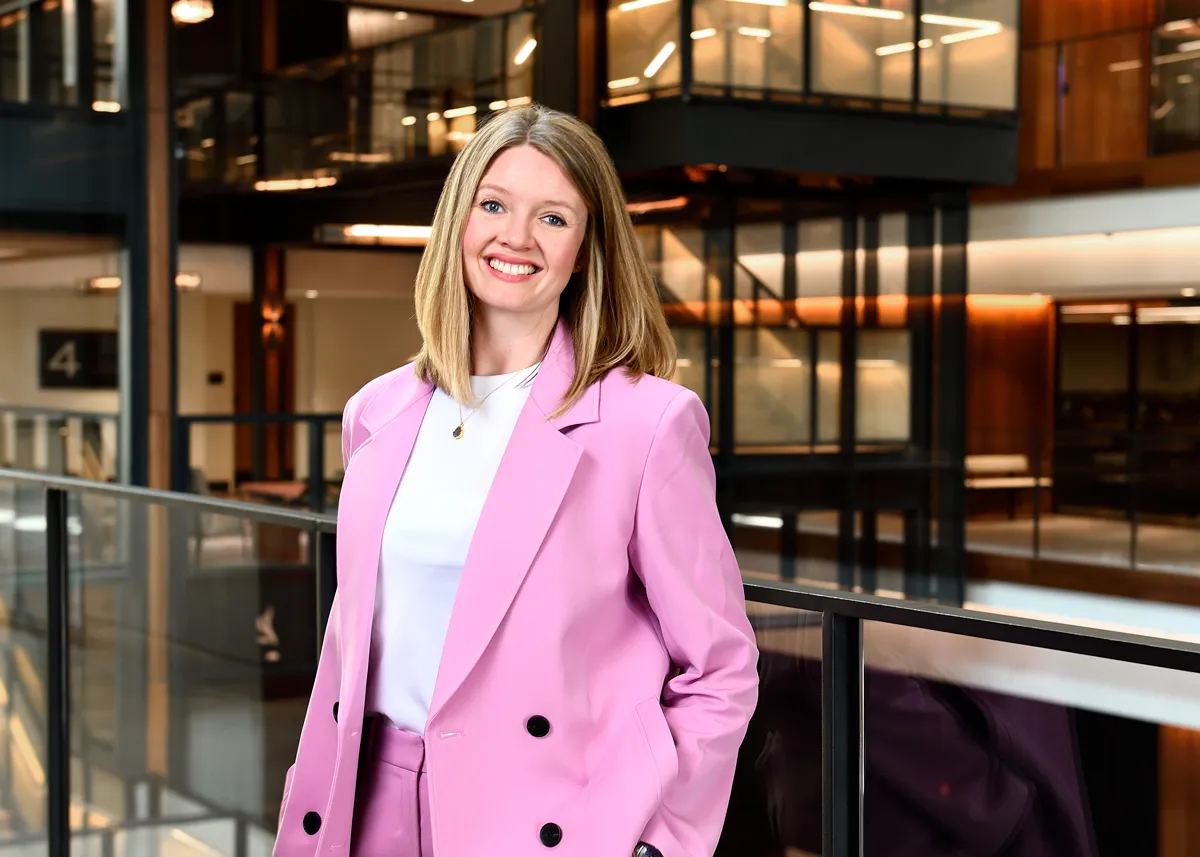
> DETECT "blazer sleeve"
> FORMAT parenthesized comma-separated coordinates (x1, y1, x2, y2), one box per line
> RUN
(630, 389, 760, 857)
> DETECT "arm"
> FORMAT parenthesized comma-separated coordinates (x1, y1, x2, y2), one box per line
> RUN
(629, 390, 760, 857)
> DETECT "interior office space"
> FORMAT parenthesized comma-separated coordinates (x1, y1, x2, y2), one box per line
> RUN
(4, 0, 1200, 855)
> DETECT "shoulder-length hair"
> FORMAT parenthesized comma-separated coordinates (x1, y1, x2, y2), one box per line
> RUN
(412, 103, 676, 415)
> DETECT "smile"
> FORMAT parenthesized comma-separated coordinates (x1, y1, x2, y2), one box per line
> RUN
(487, 257, 540, 277)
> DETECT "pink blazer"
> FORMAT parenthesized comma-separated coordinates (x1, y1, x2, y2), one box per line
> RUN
(273, 321, 760, 857)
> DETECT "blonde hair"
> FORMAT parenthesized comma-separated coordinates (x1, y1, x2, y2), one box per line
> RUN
(412, 104, 675, 415)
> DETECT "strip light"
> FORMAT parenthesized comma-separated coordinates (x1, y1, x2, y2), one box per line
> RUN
(443, 105, 477, 119)
(809, 2, 904, 21)
(876, 38, 930, 56)
(644, 41, 676, 77)
(737, 26, 772, 38)
(254, 177, 337, 191)
(691, 27, 717, 38)
(617, 0, 670, 11)
(874, 12, 1003, 56)
(726, 0, 788, 6)
(608, 76, 641, 89)
(513, 38, 537, 65)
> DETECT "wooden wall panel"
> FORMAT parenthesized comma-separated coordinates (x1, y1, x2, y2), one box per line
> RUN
(1019, 45, 1060, 171)
(1160, 725, 1200, 857)
(1061, 31, 1150, 166)
(966, 299, 1055, 463)
(1022, 0, 1156, 46)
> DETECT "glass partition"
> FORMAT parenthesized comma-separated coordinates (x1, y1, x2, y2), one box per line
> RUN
(178, 8, 538, 188)
(1152, 16, 1200, 155)
(0, 0, 119, 109)
(0, 475, 328, 856)
(607, 0, 1020, 112)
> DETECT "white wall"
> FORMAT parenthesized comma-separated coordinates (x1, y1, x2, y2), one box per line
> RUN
(178, 292, 239, 486)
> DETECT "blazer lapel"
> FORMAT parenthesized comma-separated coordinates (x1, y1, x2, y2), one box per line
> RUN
(429, 321, 600, 722)
(336, 371, 434, 704)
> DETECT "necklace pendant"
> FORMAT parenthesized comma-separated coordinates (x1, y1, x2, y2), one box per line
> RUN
(452, 423, 465, 440)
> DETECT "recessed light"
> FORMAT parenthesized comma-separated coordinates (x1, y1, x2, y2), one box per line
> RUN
(1182, 287, 1197, 297)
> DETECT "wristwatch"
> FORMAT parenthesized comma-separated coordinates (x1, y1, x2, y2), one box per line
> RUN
(633, 844, 663, 857)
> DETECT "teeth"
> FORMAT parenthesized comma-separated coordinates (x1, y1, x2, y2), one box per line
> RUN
(488, 258, 537, 276)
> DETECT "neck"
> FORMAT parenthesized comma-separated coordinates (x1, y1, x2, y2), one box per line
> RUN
(472, 306, 558, 376)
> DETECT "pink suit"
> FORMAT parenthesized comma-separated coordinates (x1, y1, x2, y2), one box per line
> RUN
(273, 322, 760, 857)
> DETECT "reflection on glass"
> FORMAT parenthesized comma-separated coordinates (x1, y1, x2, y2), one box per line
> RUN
(607, 0, 682, 97)
(691, 0, 804, 91)
(810, 0, 915, 100)
(1152, 17, 1200, 155)
(718, 604, 823, 854)
(817, 330, 912, 444)
(735, 328, 811, 447)
(918, 0, 1018, 109)
(671, 326, 716, 442)
(859, 621, 1195, 857)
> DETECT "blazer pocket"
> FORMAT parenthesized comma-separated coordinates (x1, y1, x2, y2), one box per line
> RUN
(634, 698, 680, 800)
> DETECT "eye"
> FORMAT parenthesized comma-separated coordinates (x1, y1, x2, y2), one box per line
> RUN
(480, 199, 504, 214)
(542, 214, 567, 228)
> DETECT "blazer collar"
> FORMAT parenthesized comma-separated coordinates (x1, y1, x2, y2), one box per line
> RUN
(359, 317, 600, 435)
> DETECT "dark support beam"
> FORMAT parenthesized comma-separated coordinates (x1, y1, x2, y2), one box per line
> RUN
(535, 0, 579, 114)
(837, 213, 858, 589)
(713, 204, 736, 536)
(904, 206, 935, 599)
(936, 200, 969, 605)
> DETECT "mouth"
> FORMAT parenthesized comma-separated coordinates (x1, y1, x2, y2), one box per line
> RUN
(485, 256, 541, 279)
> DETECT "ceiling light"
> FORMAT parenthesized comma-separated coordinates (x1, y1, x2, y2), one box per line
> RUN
(171, 0, 213, 24)
(175, 272, 202, 290)
(254, 177, 337, 192)
(809, 2, 905, 21)
(920, 13, 994, 28)
(608, 76, 641, 89)
(737, 26, 772, 38)
(394, 11, 408, 19)
(325, 224, 433, 247)
(1108, 59, 1143, 72)
(627, 196, 688, 214)
(940, 23, 1000, 44)
(92, 100, 121, 112)
(876, 38, 931, 56)
(305, 290, 319, 299)
(1183, 287, 1197, 297)
(401, 116, 416, 126)
(617, 0, 671, 11)
(691, 27, 717, 38)
(329, 152, 391, 164)
(644, 42, 676, 77)
(726, 0, 787, 6)
(1181, 39, 1200, 52)
(1164, 18, 1195, 31)
(427, 112, 441, 121)
(443, 105, 477, 119)
(513, 38, 537, 65)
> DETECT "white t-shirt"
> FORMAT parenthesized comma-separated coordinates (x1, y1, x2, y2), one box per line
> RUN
(365, 364, 538, 733)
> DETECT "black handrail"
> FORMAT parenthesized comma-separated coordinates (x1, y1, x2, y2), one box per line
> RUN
(4, 468, 1200, 857)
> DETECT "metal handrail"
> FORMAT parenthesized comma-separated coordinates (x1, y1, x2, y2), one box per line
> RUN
(0, 467, 336, 532)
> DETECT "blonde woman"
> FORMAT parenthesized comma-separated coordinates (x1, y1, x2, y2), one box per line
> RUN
(273, 104, 759, 857)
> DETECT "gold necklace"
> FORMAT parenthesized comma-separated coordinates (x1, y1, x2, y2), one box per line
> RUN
(452, 364, 540, 439)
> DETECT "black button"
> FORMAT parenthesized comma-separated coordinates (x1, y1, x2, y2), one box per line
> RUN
(526, 715, 550, 738)
(539, 823, 562, 848)
(303, 812, 322, 835)
(332, 702, 339, 722)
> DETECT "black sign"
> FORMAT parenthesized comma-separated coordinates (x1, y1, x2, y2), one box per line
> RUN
(38, 330, 119, 390)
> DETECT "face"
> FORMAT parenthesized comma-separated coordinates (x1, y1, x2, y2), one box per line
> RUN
(461, 144, 588, 327)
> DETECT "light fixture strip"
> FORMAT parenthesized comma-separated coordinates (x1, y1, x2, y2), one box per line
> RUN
(644, 41, 676, 77)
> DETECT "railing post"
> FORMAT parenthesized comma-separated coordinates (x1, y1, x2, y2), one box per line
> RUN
(45, 487, 72, 857)
(822, 612, 863, 857)
(307, 419, 325, 513)
(316, 529, 338, 647)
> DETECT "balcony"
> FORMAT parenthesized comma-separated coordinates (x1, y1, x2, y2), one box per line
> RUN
(177, 9, 538, 195)
(598, 0, 1022, 185)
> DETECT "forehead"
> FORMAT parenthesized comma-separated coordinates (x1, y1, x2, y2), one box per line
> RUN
(478, 145, 582, 207)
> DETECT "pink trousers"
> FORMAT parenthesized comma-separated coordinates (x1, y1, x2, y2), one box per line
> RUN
(350, 720, 434, 857)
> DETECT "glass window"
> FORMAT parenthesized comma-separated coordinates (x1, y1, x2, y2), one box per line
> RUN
(691, 0, 804, 92)
(918, 0, 1018, 110)
(1151, 17, 1200, 155)
(810, 0, 915, 101)
(735, 327, 811, 448)
(606, 0, 682, 98)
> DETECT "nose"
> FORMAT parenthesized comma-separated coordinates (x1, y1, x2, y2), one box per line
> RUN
(498, 215, 534, 250)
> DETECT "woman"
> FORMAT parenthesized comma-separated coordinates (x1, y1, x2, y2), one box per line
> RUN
(273, 104, 759, 857)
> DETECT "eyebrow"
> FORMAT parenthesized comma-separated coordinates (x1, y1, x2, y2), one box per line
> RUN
(477, 183, 581, 215)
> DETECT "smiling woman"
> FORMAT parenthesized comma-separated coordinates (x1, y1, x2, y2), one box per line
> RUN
(272, 103, 760, 857)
